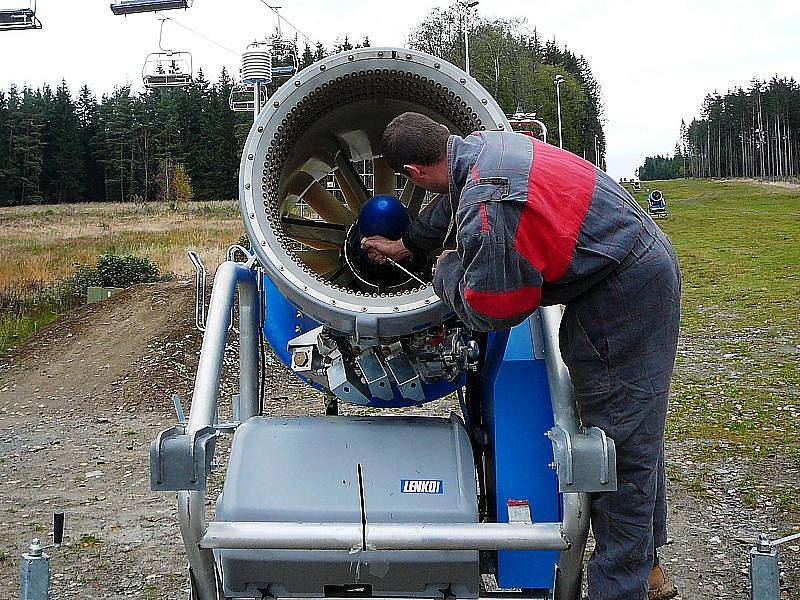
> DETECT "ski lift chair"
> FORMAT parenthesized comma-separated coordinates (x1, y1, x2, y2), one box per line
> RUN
(270, 38, 299, 79)
(142, 19, 193, 89)
(647, 189, 668, 218)
(229, 82, 267, 112)
(110, 0, 191, 15)
(0, 1, 42, 31)
(143, 52, 193, 88)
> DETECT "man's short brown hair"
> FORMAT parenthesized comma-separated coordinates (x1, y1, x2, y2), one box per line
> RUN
(381, 112, 450, 175)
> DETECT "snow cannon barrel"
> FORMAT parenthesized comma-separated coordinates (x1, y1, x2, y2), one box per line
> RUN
(239, 46, 508, 339)
(239, 47, 509, 407)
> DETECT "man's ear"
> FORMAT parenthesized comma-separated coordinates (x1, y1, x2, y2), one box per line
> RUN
(404, 164, 423, 178)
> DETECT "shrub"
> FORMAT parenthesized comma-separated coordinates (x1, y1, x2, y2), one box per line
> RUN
(53, 251, 164, 306)
(1, 252, 167, 352)
(95, 251, 162, 288)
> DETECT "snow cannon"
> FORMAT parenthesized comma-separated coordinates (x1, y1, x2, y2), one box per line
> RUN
(647, 189, 668, 217)
(238, 47, 517, 408)
(150, 47, 618, 600)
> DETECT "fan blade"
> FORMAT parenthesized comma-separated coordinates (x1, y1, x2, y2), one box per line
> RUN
(302, 249, 342, 276)
(334, 152, 370, 213)
(328, 262, 355, 287)
(302, 181, 356, 226)
(400, 180, 428, 219)
(282, 217, 347, 250)
(372, 157, 397, 196)
(399, 177, 415, 204)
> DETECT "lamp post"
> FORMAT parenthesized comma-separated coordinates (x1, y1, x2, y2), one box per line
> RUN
(554, 74, 565, 149)
(594, 134, 599, 167)
(460, 1, 479, 76)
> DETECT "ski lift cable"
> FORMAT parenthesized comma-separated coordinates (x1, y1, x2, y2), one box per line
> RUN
(254, 0, 315, 46)
(154, 10, 240, 58)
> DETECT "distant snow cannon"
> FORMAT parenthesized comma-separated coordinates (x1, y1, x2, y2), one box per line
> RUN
(647, 189, 668, 218)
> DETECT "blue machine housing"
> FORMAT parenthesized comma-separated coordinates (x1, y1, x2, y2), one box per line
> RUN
(261, 276, 464, 408)
(481, 318, 560, 590)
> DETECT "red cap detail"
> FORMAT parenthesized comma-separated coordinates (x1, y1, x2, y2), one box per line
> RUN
(507, 499, 529, 507)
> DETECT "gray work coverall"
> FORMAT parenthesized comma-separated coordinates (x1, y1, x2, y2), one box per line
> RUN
(402, 131, 681, 599)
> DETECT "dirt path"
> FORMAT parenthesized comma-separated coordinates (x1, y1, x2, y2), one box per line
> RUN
(0, 282, 796, 598)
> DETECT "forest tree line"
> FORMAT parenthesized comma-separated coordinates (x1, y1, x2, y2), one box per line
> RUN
(639, 77, 800, 181)
(409, 4, 605, 165)
(0, 5, 606, 206)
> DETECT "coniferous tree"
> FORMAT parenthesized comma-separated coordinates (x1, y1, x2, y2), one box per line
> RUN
(300, 43, 315, 69)
(76, 85, 104, 201)
(646, 77, 800, 180)
(10, 87, 46, 204)
(41, 81, 84, 202)
(0, 90, 11, 204)
(407, 6, 605, 163)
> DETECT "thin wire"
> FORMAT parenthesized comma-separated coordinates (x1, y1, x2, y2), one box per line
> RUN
(255, 0, 315, 46)
(155, 11, 241, 58)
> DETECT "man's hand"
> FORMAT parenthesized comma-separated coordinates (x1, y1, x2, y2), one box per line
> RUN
(360, 236, 411, 264)
(436, 249, 456, 269)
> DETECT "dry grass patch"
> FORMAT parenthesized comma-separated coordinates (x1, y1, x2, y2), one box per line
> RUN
(0, 201, 243, 286)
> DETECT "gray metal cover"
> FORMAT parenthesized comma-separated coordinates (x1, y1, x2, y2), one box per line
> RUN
(215, 415, 479, 598)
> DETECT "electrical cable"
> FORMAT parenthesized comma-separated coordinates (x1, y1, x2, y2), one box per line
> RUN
(254, 0, 316, 46)
(155, 11, 240, 57)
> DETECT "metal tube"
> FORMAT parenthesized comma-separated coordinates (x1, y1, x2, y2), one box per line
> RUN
(539, 306, 579, 431)
(534, 119, 548, 144)
(178, 490, 221, 599)
(253, 80, 263, 122)
(201, 522, 569, 551)
(555, 78, 564, 149)
(539, 305, 591, 600)
(238, 276, 260, 419)
(186, 262, 255, 433)
(180, 260, 259, 600)
(464, 19, 470, 76)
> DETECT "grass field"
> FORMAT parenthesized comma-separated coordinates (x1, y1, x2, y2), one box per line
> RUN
(0, 201, 244, 351)
(0, 201, 243, 286)
(630, 179, 799, 513)
(0, 180, 798, 510)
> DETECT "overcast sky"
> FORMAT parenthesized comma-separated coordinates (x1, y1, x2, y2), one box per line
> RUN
(0, 0, 798, 178)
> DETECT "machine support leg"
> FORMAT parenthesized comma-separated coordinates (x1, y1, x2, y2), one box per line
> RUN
(539, 306, 591, 600)
(19, 549, 49, 600)
(750, 539, 779, 600)
(238, 279, 261, 420)
(179, 261, 260, 600)
(748, 531, 800, 599)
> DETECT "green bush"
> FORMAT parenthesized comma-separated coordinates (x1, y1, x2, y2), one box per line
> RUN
(53, 251, 164, 307)
(95, 252, 162, 287)
(1, 252, 167, 352)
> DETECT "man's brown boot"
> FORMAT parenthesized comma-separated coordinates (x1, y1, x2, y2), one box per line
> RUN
(648, 564, 678, 600)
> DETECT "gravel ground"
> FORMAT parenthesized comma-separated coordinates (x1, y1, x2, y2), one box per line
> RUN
(0, 281, 796, 598)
